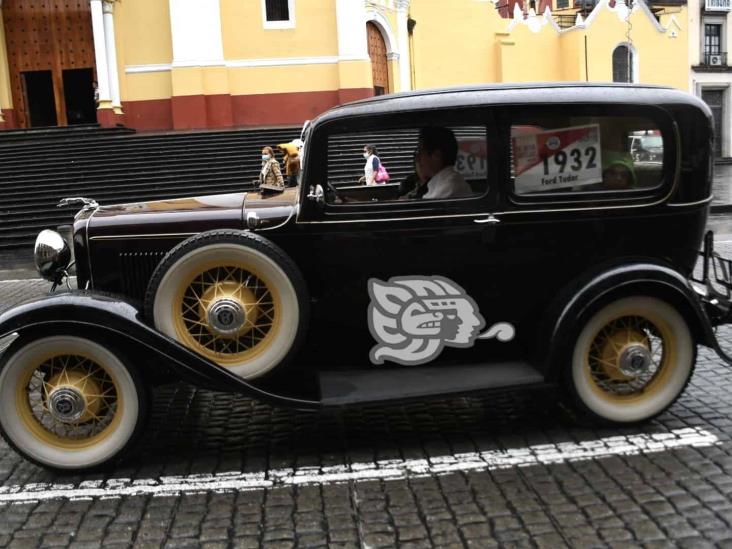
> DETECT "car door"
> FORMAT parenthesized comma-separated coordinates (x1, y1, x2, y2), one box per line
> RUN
(292, 108, 521, 370)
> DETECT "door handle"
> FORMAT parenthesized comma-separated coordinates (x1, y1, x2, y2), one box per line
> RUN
(474, 214, 500, 225)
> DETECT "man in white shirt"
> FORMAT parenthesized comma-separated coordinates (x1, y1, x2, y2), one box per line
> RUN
(417, 127, 473, 200)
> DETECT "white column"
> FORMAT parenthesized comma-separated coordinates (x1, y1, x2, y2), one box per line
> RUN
(396, 0, 411, 91)
(102, 1, 121, 110)
(90, 0, 111, 106)
(335, 0, 369, 61)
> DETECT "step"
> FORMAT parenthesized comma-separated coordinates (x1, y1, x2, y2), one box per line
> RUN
(319, 362, 547, 406)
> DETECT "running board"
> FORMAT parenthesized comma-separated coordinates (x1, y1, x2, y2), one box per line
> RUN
(319, 362, 546, 406)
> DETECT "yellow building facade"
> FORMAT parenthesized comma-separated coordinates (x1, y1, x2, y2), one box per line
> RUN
(0, 0, 688, 132)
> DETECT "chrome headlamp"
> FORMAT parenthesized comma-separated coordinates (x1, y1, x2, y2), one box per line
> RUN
(34, 229, 72, 282)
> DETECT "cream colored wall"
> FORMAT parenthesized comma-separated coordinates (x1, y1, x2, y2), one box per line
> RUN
(410, 0, 498, 88)
(220, 0, 339, 59)
(559, 29, 588, 81)
(499, 23, 563, 82)
(0, 10, 12, 111)
(580, 6, 688, 89)
(115, 0, 174, 102)
(409, 0, 687, 90)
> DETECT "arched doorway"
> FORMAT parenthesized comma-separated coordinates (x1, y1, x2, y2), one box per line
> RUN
(3, 0, 97, 128)
(367, 22, 390, 96)
(612, 45, 634, 83)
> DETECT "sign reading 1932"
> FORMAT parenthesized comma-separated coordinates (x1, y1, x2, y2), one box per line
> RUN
(706, 0, 730, 11)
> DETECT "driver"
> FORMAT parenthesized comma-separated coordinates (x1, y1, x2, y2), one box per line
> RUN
(417, 127, 472, 199)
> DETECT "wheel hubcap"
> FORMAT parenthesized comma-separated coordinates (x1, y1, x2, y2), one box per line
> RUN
(589, 317, 665, 397)
(619, 345, 652, 377)
(43, 368, 104, 424)
(207, 299, 247, 336)
(48, 388, 85, 422)
(177, 265, 278, 364)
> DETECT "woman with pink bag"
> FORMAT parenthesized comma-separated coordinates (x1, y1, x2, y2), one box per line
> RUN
(362, 145, 389, 185)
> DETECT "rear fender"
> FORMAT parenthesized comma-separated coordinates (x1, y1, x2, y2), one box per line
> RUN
(0, 292, 319, 409)
(541, 260, 715, 382)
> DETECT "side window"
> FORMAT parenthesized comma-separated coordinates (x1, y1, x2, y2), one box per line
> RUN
(510, 114, 665, 196)
(325, 125, 490, 205)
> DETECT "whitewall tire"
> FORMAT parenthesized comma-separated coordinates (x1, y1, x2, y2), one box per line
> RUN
(0, 335, 146, 471)
(569, 296, 694, 424)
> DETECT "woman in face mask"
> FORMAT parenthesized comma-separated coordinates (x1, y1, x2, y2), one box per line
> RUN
(258, 146, 285, 192)
(362, 145, 381, 186)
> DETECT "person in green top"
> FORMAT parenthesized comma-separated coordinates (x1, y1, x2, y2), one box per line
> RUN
(601, 150, 637, 190)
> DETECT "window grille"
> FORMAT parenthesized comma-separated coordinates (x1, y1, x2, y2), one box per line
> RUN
(705, 24, 722, 56)
(612, 45, 632, 83)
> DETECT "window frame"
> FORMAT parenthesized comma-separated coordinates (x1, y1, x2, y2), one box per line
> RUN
(305, 108, 501, 222)
(261, 0, 295, 29)
(497, 104, 678, 209)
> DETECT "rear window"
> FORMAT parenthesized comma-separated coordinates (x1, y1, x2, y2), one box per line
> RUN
(509, 114, 665, 196)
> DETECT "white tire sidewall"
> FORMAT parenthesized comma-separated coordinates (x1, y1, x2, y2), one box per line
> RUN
(571, 296, 693, 423)
(0, 336, 139, 470)
(153, 242, 300, 379)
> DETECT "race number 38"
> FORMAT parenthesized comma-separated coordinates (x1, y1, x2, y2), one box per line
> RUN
(513, 124, 603, 194)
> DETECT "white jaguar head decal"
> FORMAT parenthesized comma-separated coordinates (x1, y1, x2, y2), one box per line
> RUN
(368, 276, 488, 366)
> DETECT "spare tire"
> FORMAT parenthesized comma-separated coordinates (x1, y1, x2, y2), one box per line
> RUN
(144, 230, 309, 379)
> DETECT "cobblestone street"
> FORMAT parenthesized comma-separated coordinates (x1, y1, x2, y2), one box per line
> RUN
(2, 241, 732, 548)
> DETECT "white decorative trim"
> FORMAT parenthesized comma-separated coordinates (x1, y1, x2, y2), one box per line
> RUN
(508, 4, 560, 33)
(366, 9, 398, 55)
(227, 56, 340, 68)
(261, 0, 296, 29)
(103, 5, 121, 108)
(387, 52, 400, 61)
(125, 55, 377, 74)
(90, 0, 111, 103)
(126, 63, 173, 74)
(169, 0, 225, 66)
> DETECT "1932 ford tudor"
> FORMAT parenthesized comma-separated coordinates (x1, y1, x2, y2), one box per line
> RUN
(2, 83, 731, 472)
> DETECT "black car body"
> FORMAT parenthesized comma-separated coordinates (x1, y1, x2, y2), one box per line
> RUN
(2, 83, 730, 471)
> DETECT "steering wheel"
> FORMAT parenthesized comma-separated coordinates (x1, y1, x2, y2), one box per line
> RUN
(325, 180, 341, 202)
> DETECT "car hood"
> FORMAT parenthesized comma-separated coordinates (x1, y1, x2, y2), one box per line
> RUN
(87, 189, 298, 238)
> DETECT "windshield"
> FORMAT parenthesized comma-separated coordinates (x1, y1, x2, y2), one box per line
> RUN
(642, 136, 663, 149)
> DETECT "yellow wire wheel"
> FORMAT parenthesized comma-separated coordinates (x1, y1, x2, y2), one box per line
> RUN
(149, 232, 304, 379)
(0, 335, 144, 470)
(570, 296, 694, 424)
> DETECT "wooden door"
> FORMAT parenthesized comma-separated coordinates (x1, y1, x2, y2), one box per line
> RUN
(3, 0, 96, 128)
(367, 22, 389, 96)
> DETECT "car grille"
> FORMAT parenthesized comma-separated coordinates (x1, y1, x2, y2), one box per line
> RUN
(118, 251, 167, 302)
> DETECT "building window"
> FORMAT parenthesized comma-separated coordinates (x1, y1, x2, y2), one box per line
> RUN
(556, 0, 570, 8)
(612, 45, 633, 83)
(262, 0, 295, 29)
(705, 24, 722, 55)
(266, 0, 289, 21)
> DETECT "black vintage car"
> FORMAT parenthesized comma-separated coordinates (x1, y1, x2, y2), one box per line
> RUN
(2, 83, 731, 471)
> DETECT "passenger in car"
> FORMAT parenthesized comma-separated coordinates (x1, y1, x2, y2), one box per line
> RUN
(417, 127, 473, 199)
(601, 150, 637, 190)
(399, 149, 429, 199)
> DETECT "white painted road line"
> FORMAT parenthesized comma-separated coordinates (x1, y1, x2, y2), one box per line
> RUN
(0, 427, 719, 504)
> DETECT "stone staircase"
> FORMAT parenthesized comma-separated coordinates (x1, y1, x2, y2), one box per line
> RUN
(0, 125, 418, 254)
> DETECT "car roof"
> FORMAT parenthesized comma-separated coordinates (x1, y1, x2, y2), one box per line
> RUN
(311, 83, 710, 127)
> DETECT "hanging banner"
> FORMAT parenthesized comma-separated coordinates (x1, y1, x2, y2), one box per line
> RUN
(512, 124, 603, 193)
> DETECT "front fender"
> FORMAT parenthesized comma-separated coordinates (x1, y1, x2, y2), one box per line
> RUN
(541, 260, 716, 381)
(0, 291, 318, 409)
